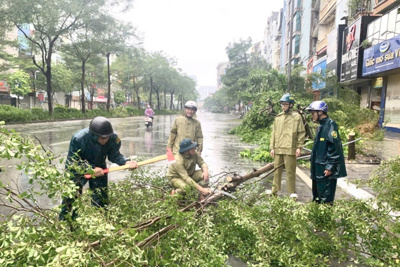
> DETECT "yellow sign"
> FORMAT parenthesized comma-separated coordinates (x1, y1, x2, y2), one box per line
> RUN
(372, 77, 383, 89)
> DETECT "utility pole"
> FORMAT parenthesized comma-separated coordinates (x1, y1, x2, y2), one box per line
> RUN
(286, 0, 295, 93)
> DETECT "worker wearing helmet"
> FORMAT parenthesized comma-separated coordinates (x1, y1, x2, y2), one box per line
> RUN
(306, 101, 347, 204)
(59, 116, 138, 220)
(168, 138, 210, 196)
(167, 100, 204, 155)
(269, 93, 306, 198)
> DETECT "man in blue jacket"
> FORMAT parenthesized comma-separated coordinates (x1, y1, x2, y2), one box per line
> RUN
(59, 116, 137, 220)
(306, 101, 347, 204)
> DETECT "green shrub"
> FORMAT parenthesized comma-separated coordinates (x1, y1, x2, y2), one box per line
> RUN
(30, 107, 48, 121)
(0, 105, 32, 122)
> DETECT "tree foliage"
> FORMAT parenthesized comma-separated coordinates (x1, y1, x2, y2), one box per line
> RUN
(5, 70, 31, 107)
(0, 126, 399, 266)
(0, 0, 134, 115)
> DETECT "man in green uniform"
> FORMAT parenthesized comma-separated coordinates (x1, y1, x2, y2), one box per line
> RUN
(270, 94, 306, 198)
(168, 138, 211, 196)
(167, 101, 203, 155)
(306, 101, 347, 204)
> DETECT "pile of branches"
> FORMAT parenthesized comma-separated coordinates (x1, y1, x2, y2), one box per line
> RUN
(0, 126, 399, 266)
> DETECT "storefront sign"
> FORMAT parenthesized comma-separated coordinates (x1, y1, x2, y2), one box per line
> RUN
(340, 16, 375, 82)
(327, 25, 346, 77)
(340, 19, 362, 82)
(313, 56, 327, 90)
(38, 93, 45, 103)
(372, 77, 383, 88)
(97, 88, 105, 96)
(362, 35, 400, 76)
(0, 80, 10, 93)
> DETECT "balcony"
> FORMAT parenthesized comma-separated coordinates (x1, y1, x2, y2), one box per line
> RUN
(319, 0, 336, 24)
(316, 36, 327, 53)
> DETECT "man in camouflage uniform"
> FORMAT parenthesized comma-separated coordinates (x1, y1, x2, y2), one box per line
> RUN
(168, 139, 210, 196)
(270, 94, 306, 198)
(167, 101, 203, 155)
(306, 101, 347, 204)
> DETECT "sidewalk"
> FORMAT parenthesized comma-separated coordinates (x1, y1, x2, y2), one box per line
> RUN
(363, 131, 400, 161)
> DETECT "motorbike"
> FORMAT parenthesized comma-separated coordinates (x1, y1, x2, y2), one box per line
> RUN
(144, 116, 153, 128)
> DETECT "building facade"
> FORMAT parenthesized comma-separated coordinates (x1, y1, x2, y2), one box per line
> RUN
(362, 1, 400, 132)
(216, 62, 229, 90)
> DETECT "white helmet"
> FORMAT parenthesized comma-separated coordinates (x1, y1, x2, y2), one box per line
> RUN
(184, 101, 197, 111)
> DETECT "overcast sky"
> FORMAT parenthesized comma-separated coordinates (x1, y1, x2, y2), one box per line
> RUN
(122, 0, 283, 87)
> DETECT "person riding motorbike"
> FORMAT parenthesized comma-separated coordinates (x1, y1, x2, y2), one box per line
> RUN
(144, 105, 155, 119)
(144, 105, 155, 128)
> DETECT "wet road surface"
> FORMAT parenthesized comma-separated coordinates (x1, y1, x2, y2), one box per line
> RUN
(1, 112, 349, 209)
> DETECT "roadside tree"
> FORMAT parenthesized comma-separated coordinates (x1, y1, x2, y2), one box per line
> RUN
(6, 70, 31, 107)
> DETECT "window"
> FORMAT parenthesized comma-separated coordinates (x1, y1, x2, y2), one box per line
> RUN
(294, 35, 300, 54)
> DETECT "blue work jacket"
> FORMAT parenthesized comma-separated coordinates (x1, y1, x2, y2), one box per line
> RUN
(66, 128, 128, 172)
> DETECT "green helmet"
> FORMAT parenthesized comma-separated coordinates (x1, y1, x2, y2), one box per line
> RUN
(280, 93, 295, 104)
(179, 138, 198, 153)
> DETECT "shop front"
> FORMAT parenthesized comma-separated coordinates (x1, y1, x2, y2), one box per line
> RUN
(362, 32, 400, 132)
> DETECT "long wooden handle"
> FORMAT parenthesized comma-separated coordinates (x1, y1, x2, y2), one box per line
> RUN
(84, 154, 168, 179)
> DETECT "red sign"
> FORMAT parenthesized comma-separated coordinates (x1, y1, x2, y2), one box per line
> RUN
(0, 80, 10, 93)
(38, 93, 45, 102)
(346, 25, 356, 51)
(97, 88, 105, 96)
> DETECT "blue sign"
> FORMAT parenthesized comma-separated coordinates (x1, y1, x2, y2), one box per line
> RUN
(312, 59, 327, 90)
(362, 35, 400, 76)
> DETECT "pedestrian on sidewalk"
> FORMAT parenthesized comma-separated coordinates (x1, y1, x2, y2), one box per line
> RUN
(270, 94, 306, 198)
(168, 138, 210, 196)
(306, 101, 347, 205)
(59, 116, 138, 220)
(167, 101, 204, 155)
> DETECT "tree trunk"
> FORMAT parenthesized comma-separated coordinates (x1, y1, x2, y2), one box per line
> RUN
(90, 87, 94, 110)
(32, 70, 37, 107)
(170, 91, 174, 110)
(149, 77, 153, 107)
(80, 60, 86, 113)
(45, 71, 53, 116)
(155, 84, 160, 110)
(163, 89, 167, 110)
(135, 83, 141, 110)
(106, 52, 111, 112)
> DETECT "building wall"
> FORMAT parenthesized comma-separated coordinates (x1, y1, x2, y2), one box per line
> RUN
(264, 12, 279, 65)
(216, 62, 228, 90)
(280, 1, 287, 70)
(386, 74, 400, 124)
(372, 0, 400, 15)
(300, 0, 312, 68)
(366, 4, 400, 46)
